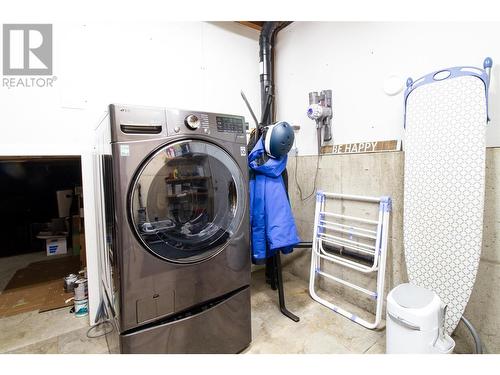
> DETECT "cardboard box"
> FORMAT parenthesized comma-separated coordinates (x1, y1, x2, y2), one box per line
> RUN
(46, 237, 67, 256)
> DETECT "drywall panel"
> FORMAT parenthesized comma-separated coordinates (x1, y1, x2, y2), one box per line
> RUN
(275, 22, 500, 155)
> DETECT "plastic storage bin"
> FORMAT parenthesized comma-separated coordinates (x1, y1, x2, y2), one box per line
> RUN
(386, 283, 455, 354)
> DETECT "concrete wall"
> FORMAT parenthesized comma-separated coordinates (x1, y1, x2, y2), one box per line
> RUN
(283, 149, 500, 353)
(275, 22, 500, 155)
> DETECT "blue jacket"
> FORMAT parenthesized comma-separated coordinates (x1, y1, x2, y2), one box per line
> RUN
(248, 137, 300, 264)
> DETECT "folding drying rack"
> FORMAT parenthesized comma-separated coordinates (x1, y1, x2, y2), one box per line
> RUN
(309, 191, 392, 329)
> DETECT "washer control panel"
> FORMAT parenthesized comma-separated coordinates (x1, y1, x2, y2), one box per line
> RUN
(216, 116, 244, 134)
(165, 109, 246, 144)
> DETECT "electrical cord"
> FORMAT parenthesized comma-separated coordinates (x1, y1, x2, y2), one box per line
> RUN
(294, 153, 320, 201)
(294, 127, 321, 201)
(86, 320, 114, 339)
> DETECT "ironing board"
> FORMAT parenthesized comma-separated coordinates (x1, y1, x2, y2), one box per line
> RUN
(403, 59, 491, 334)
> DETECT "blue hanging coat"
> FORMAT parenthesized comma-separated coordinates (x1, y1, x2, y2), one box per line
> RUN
(248, 137, 300, 264)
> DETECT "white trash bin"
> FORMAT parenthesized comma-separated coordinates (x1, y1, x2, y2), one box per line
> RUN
(386, 283, 455, 354)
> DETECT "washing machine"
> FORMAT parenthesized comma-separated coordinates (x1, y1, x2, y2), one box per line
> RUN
(94, 104, 251, 353)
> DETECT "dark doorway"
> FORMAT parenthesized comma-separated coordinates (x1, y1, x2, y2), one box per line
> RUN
(0, 157, 82, 257)
(0, 156, 85, 318)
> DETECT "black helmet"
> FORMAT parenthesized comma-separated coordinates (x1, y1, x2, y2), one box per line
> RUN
(263, 121, 295, 158)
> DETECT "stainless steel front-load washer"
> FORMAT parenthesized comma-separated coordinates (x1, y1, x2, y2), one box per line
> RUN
(94, 104, 251, 353)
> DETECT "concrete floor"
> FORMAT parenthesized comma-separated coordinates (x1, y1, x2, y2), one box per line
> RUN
(0, 307, 108, 354)
(0, 259, 385, 354)
(0, 251, 109, 354)
(244, 270, 385, 354)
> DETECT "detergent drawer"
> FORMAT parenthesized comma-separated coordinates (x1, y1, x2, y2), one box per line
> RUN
(119, 287, 251, 354)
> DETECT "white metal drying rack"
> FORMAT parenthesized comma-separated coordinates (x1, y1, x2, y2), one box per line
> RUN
(309, 191, 392, 330)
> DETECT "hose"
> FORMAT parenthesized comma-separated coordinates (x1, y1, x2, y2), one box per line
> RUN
(460, 315, 483, 354)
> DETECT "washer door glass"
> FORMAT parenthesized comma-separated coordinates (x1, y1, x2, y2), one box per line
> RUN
(130, 140, 245, 263)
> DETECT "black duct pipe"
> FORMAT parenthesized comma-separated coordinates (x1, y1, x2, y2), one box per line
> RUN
(259, 21, 280, 127)
(292, 241, 374, 265)
(322, 243, 374, 264)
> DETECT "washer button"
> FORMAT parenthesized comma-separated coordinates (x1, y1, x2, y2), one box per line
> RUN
(174, 126, 180, 133)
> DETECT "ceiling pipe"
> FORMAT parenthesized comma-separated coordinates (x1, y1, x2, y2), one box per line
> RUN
(259, 21, 280, 127)
(258, 22, 292, 129)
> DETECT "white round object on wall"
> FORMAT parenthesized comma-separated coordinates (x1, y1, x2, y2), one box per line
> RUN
(383, 75, 404, 96)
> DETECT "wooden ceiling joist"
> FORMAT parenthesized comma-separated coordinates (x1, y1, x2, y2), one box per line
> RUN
(236, 21, 265, 31)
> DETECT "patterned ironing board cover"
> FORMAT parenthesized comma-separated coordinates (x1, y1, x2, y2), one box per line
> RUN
(403, 66, 488, 334)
